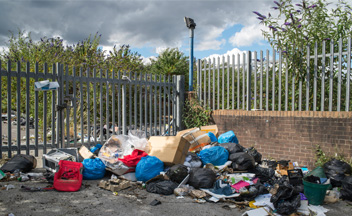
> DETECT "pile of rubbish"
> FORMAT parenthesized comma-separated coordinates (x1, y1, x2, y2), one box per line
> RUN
(1, 125, 352, 216)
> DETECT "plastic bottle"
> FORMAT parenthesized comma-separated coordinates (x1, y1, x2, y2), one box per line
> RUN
(18, 174, 29, 182)
(28, 173, 44, 178)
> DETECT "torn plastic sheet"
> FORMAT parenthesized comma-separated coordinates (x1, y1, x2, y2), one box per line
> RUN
(297, 200, 309, 215)
(200, 188, 240, 199)
(253, 194, 275, 210)
(208, 196, 220, 202)
(308, 205, 329, 216)
(213, 161, 232, 171)
(242, 207, 271, 216)
(227, 173, 256, 184)
(35, 80, 59, 91)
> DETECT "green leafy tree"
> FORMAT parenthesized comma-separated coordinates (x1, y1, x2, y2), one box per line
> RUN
(0, 30, 145, 135)
(149, 48, 188, 76)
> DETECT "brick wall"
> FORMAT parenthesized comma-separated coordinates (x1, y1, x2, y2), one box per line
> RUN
(211, 110, 352, 169)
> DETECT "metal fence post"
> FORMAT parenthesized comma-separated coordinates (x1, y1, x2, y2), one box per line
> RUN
(122, 78, 127, 135)
(247, 51, 252, 111)
(175, 75, 185, 132)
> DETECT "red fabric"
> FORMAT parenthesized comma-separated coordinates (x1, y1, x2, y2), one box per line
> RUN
(118, 149, 148, 168)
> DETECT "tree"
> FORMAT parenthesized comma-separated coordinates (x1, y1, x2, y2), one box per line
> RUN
(0, 31, 146, 131)
(149, 48, 188, 76)
(254, 0, 352, 71)
(253, 0, 352, 111)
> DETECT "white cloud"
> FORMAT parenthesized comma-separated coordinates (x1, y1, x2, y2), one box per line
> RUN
(141, 56, 157, 65)
(195, 26, 228, 51)
(0, 46, 9, 53)
(203, 48, 246, 65)
(155, 47, 168, 55)
(196, 38, 226, 51)
(229, 24, 264, 47)
(0, 1, 271, 50)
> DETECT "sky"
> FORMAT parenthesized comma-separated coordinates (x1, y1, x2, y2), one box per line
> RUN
(0, 0, 285, 64)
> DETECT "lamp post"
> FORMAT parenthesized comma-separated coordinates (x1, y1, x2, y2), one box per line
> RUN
(184, 17, 196, 91)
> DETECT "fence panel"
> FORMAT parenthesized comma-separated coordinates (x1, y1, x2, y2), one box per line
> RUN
(196, 36, 352, 112)
(0, 61, 182, 158)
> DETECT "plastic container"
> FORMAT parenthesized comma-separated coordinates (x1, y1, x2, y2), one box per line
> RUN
(303, 179, 331, 205)
(42, 149, 76, 172)
(53, 160, 83, 192)
(306, 166, 326, 178)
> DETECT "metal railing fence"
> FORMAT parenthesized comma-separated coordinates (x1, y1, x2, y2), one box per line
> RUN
(197, 37, 351, 112)
(0, 60, 184, 158)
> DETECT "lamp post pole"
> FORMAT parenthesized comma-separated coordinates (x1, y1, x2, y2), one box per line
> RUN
(189, 27, 194, 91)
(184, 17, 196, 91)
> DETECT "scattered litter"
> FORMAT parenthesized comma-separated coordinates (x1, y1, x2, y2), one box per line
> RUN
(98, 179, 131, 192)
(242, 207, 271, 216)
(149, 199, 161, 206)
(308, 205, 329, 216)
(4, 184, 15, 190)
(201, 189, 240, 199)
(193, 198, 206, 204)
(297, 200, 309, 215)
(208, 196, 220, 202)
(34, 80, 59, 91)
(189, 189, 207, 199)
(3, 126, 349, 215)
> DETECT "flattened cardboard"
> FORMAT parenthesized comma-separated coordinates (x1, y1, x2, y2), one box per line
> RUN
(148, 136, 190, 166)
(200, 125, 219, 137)
(79, 145, 94, 159)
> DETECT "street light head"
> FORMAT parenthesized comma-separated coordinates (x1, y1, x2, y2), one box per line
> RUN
(184, 17, 196, 29)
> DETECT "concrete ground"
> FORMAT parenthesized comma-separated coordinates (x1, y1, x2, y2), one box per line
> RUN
(1, 123, 352, 216)
(1, 167, 352, 216)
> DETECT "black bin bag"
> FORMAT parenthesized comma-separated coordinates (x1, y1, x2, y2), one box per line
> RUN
(245, 147, 262, 163)
(323, 159, 352, 187)
(229, 152, 255, 171)
(341, 176, 352, 201)
(146, 179, 178, 195)
(270, 181, 301, 215)
(188, 168, 216, 189)
(250, 166, 275, 183)
(219, 143, 244, 154)
(166, 164, 189, 184)
(1, 154, 36, 173)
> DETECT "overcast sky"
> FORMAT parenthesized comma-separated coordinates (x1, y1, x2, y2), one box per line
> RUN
(0, 0, 282, 63)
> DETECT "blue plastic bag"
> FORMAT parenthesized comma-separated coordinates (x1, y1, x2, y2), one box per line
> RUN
(136, 156, 164, 182)
(198, 146, 229, 166)
(208, 132, 217, 142)
(90, 144, 102, 153)
(218, 131, 239, 144)
(82, 158, 106, 180)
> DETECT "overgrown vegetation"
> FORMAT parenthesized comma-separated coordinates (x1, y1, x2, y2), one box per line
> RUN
(182, 99, 211, 129)
(252, 0, 352, 111)
(315, 144, 352, 167)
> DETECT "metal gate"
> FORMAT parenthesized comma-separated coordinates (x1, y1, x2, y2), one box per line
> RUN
(0, 60, 184, 158)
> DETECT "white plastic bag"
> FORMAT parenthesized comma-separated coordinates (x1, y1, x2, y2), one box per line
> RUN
(98, 135, 127, 163)
(127, 130, 149, 153)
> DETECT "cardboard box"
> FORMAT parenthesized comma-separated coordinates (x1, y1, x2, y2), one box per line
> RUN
(178, 128, 211, 152)
(176, 127, 198, 137)
(200, 125, 219, 137)
(148, 136, 190, 166)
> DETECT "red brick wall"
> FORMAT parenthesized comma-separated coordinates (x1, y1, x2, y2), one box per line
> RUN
(211, 110, 352, 169)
